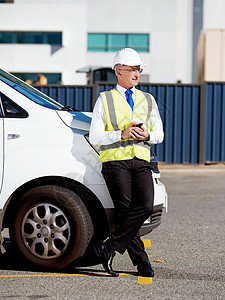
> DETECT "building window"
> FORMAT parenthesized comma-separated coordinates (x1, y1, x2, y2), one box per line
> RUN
(88, 33, 149, 52)
(0, 32, 62, 45)
(12, 73, 62, 85)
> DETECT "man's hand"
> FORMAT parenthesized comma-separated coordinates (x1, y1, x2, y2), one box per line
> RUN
(121, 123, 150, 141)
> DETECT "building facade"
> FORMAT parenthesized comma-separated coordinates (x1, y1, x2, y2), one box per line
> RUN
(0, 0, 225, 85)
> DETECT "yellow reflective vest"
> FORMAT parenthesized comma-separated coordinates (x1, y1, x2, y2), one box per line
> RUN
(99, 88, 155, 162)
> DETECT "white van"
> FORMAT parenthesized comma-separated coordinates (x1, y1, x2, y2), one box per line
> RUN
(0, 70, 167, 270)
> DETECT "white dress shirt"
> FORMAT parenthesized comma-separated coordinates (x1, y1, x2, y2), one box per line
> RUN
(89, 84, 164, 147)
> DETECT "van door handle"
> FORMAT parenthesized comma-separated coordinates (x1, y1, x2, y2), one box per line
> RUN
(7, 134, 20, 140)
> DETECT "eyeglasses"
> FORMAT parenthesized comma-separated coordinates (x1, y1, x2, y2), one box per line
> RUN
(118, 67, 143, 74)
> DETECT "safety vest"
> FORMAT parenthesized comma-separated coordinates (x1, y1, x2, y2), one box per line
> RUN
(99, 88, 154, 162)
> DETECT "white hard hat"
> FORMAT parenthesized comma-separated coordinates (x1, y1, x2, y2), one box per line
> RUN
(112, 48, 145, 70)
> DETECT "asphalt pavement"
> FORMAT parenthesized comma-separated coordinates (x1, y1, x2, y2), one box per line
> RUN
(0, 166, 224, 300)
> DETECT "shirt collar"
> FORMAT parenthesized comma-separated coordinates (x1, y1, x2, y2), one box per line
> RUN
(116, 84, 136, 99)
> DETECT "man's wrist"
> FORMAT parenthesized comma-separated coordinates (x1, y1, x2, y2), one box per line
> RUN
(146, 132, 150, 141)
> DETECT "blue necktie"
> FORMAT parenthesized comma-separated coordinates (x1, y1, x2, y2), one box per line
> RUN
(125, 89, 134, 110)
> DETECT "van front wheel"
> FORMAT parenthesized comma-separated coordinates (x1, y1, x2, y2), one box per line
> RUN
(10, 185, 93, 270)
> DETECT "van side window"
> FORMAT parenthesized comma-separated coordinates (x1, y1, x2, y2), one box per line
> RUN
(0, 92, 28, 118)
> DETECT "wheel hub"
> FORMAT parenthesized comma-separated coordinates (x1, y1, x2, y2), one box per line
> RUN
(21, 203, 71, 259)
(40, 226, 50, 237)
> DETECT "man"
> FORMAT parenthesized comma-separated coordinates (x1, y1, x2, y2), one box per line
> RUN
(90, 48, 164, 277)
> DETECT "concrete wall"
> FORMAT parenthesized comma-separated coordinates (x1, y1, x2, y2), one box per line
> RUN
(87, 0, 193, 84)
(197, 29, 225, 82)
(0, 0, 87, 84)
(0, 0, 194, 84)
(196, 1, 225, 82)
(203, 0, 225, 29)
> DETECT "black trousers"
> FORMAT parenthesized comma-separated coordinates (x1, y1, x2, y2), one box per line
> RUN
(101, 157, 154, 266)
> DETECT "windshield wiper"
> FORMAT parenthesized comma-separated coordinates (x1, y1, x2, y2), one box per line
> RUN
(61, 106, 80, 112)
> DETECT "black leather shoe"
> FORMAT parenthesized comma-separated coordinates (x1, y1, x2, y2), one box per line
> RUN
(95, 242, 119, 277)
(102, 251, 119, 277)
(137, 261, 154, 277)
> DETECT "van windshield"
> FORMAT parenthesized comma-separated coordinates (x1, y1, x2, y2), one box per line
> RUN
(0, 69, 63, 110)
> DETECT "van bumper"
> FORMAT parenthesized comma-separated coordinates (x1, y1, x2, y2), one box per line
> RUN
(139, 204, 164, 236)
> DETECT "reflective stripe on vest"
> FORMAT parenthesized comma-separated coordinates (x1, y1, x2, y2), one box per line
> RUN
(100, 89, 154, 162)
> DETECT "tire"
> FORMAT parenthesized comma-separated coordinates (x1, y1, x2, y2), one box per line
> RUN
(10, 185, 93, 270)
